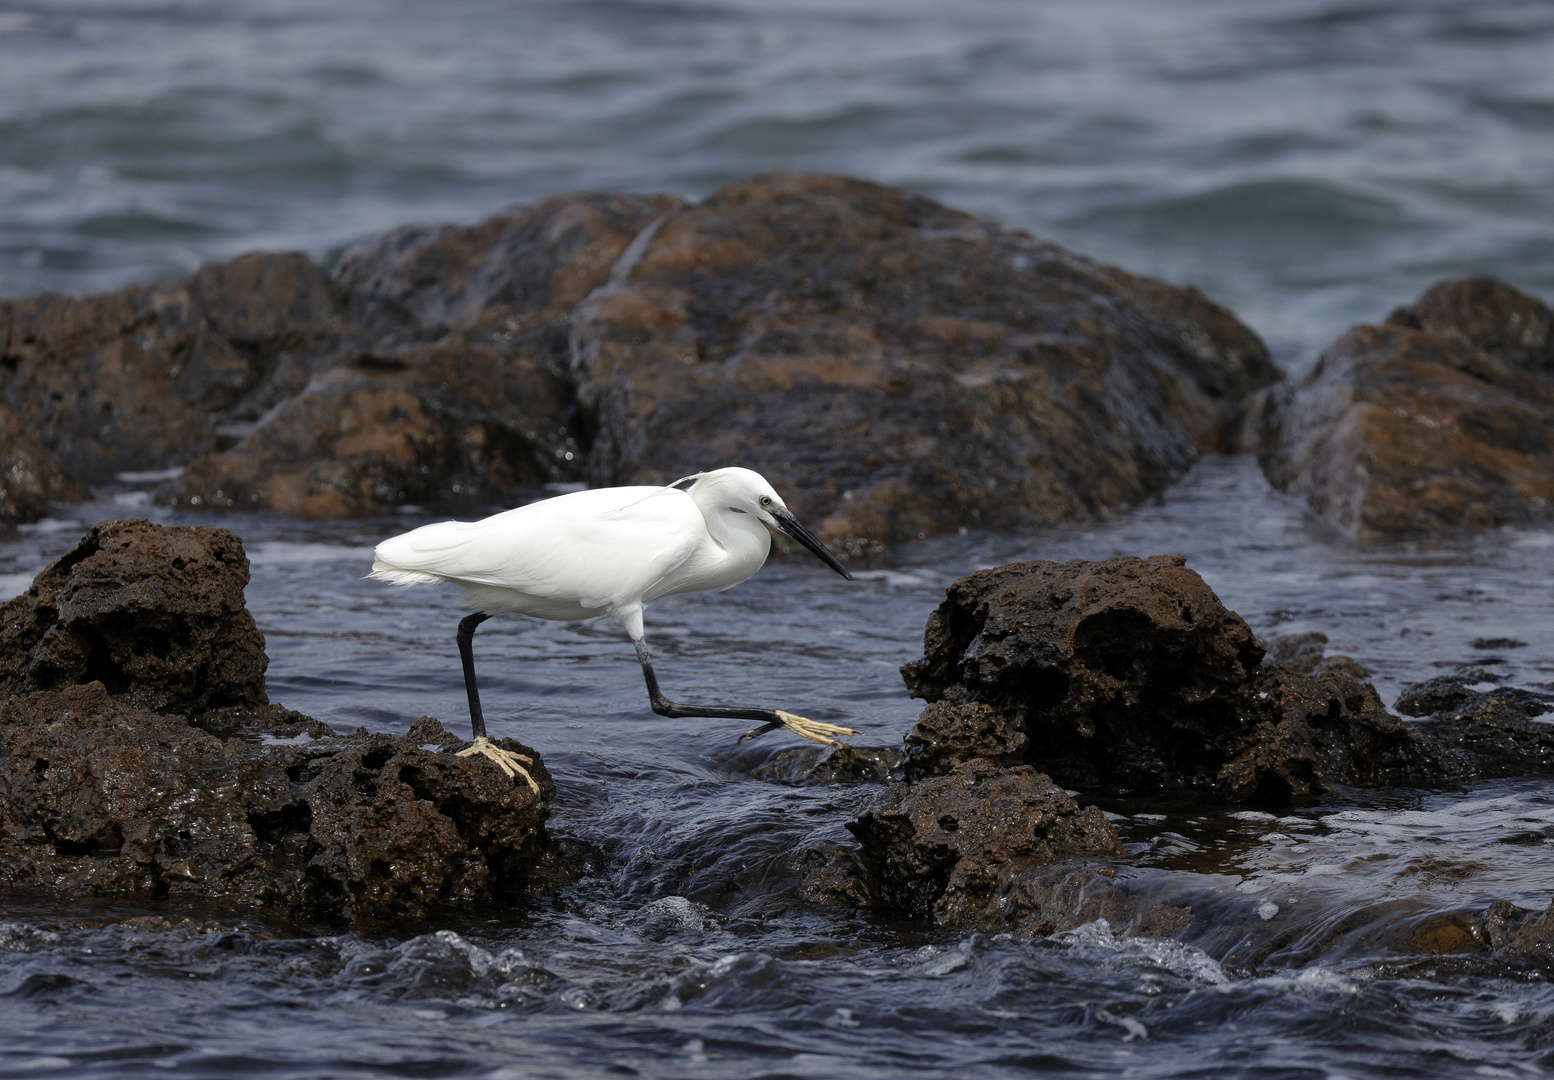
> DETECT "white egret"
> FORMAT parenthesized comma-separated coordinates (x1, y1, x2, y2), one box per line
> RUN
(368, 467, 858, 787)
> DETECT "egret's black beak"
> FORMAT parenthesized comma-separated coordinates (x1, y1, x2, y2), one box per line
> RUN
(773, 509, 854, 580)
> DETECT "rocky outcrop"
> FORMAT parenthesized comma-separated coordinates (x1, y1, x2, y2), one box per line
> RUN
(0, 403, 79, 523)
(0, 520, 552, 925)
(1258, 276, 1554, 535)
(572, 172, 1278, 554)
(5, 175, 1274, 541)
(899, 555, 1441, 801)
(175, 193, 682, 515)
(0, 519, 268, 713)
(0, 253, 351, 483)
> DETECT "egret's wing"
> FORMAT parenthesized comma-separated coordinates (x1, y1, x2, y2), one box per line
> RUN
(371, 487, 703, 611)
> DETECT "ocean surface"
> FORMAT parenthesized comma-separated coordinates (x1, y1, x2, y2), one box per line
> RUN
(4, 1, 1554, 1077)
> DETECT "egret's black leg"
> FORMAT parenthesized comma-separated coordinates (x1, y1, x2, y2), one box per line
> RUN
(452, 611, 540, 791)
(457, 612, 492, 740)
(632, 639, 854, 745)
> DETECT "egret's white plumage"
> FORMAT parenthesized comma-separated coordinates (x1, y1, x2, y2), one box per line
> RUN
(369, 467, 857, 782)
(370, 470, 783, 637)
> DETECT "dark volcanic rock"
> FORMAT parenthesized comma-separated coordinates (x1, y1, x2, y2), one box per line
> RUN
(174, 193, 684, 517)
(572, 172, 1278, 554)
(1258, 276, 1554, 535)
(848, 759, 1123, 931)
(1486, 899, 1554, 970)
(0, 253, 351, 484)
(0, 689, 551, 924)
(0, 520, 553, 925)
(900, 555, 1441, 801)
(0, 403, 80, 523)
(0, 519, 267, 714)
(1398, 673, 1554, 778)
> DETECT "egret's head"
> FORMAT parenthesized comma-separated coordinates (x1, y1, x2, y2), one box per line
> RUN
(684, 467, 853, 580)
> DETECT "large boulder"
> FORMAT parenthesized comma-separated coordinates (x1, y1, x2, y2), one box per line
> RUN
(0, 520, 552, 925)
(900, 555, 1442, 801)
(570, 172, 1278, 553)
(0, 253, 351, 483)
(1257, 276, 1554, 535)
(172, 193, 683, 516)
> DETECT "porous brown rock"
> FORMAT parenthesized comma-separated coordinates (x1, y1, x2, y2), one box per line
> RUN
(0, 252, 351, 483)
(1257, 276, 1554, 535)
(174, 193, 684, 516)
(899, 556, 1441, 801)
(0, 520, 553, 925)
(0, 403, 79, 523)
(847, 759, 1123, 932)
(0, 519, 267, 714)
(571, 172, 1278, 553)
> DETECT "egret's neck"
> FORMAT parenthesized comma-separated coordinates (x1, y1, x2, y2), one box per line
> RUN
(692, 489, 772, 580)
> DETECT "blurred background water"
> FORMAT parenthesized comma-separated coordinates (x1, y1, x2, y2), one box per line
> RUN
(4, 2, 1554, 1077)
(2, 0, 1552, 368)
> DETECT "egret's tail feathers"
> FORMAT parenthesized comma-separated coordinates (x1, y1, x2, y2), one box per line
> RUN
(367, 562, 443, 586)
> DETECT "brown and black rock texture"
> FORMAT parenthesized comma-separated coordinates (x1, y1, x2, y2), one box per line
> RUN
(572, 172, 1278, 554)
(0, 403, 79, 523)
(899, 556, 1441, 802)
(1398, 672, 1554, 778)
(176, 192, 683, 516)
(1258, 276, 1554, 535)
(0, 520, 552, 925)
(0, 252, 350, 484)
(847, 759, 1125, 933)
(4, 174, 1274, 543)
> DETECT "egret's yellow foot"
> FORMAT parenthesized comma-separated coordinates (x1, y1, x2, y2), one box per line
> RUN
(743, 710, 859, 747)
(456, 736, 540, 794)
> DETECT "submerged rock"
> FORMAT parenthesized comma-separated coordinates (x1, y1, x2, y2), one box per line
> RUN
(0, 520, 552, 925)
(573, 172, 1278, 554)
(848, 759, 1124, 933)
(1257, 276, 1554, 535)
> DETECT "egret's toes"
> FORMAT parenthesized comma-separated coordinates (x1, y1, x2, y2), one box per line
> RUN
(455, 736, 540, 794)
(773, 710, 860, 747)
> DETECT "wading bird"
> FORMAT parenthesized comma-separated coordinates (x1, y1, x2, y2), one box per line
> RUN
(368, 468, 858, 789)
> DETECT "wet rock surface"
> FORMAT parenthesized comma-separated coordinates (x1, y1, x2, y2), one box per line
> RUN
(1399, 671, 1554, 778)
(899, 554, 1442, 801)
(572, 172, 1278, 553)
(0, 519, 267, 714)
(1257, 276, 1554, 535)
(847, 759, 1126, 934)
(0, 521, 552, 926)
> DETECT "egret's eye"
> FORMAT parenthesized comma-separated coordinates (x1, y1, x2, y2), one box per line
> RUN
(760, 496, 773, 507)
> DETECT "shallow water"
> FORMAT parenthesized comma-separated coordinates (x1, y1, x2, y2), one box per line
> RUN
(2, 458, 1554, 1078)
